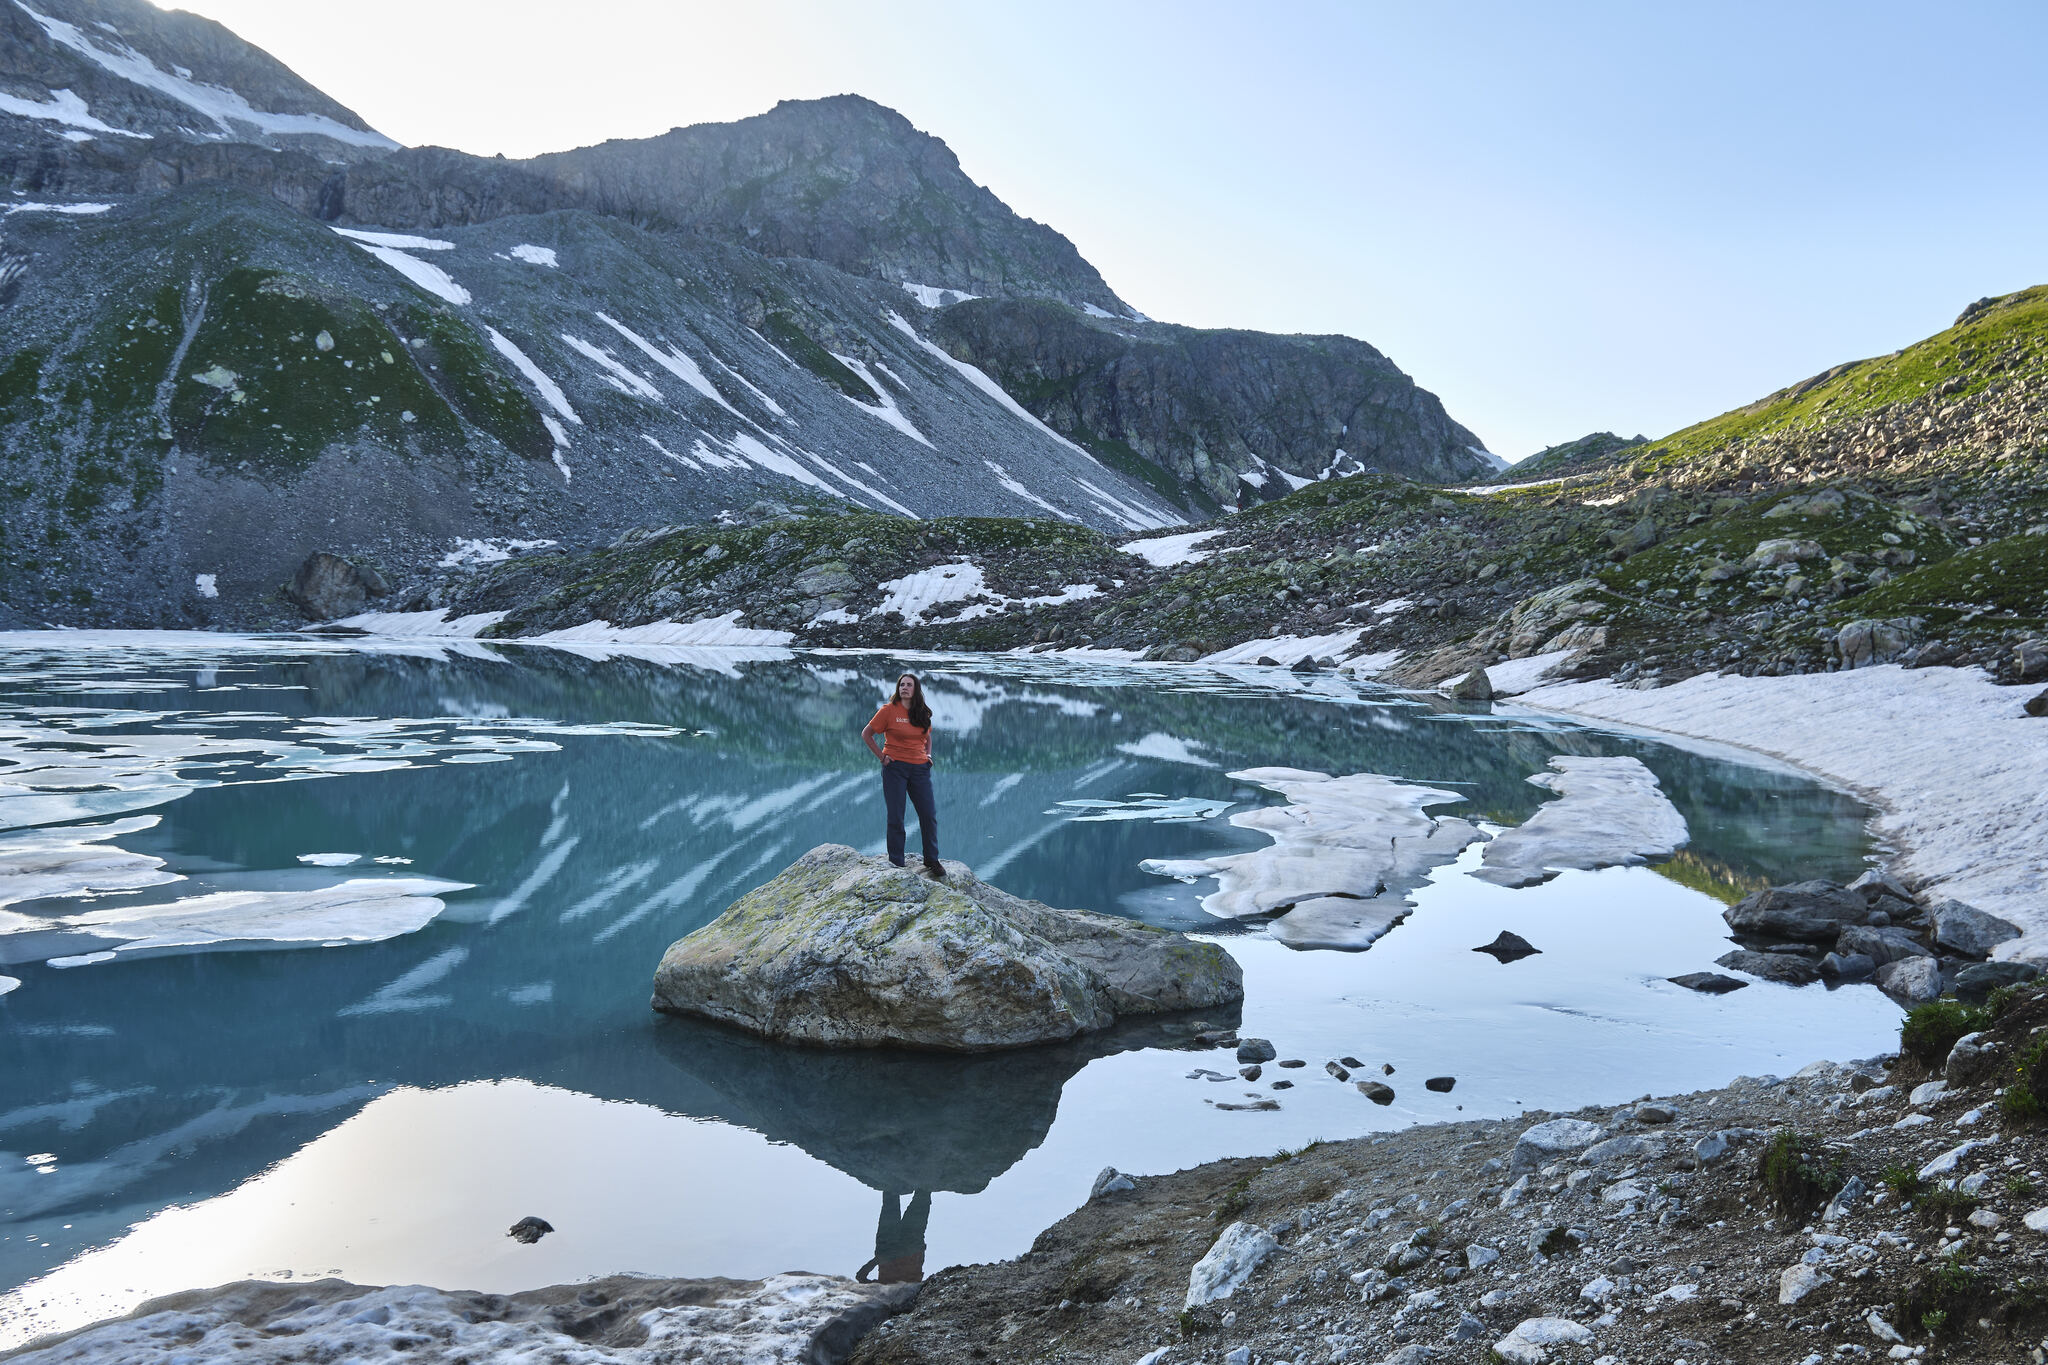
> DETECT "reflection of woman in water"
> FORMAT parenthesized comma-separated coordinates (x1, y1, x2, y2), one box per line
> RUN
(857, 1188, 931, 1284)
(861, 673, 943, 878)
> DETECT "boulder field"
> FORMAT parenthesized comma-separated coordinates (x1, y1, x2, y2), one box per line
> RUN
(651, 844, 1244, 1051)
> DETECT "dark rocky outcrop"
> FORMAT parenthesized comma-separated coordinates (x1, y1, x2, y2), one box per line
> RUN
(1724, 880, 1871, 942)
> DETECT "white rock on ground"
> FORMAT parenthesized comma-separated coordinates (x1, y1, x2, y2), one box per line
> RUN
(1140, 767, 1484, 949)
(1518, 665, 2048, 961)
(1491, 1316, 1595, 1364)
(1185, 1222, 1280, 1308)
(1511, 1118, 1606, 1172)
(1779, 1261, 1831, 1304)
(1470, 755, 1689, 887)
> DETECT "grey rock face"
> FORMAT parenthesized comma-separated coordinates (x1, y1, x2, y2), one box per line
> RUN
(1510, 1118, 1604, 1172)
(1836, 617, 1921, 668)
(284, 551, 389, 620)
(1929, 900, 2022, 958)
(1818, 951, 1877, 981)
(1449, 669, 1495, 701)
(1945, 1031, 1999, 1086)
(650, 844, 1243, 1051)
(928, 299, 1498, 510)
(1724, 881, 1867, 942)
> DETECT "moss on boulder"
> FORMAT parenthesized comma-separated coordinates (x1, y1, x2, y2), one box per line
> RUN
(651, 844, 1243, 1051)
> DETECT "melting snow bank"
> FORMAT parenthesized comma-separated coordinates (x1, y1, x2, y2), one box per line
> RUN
(1516, 665, 2048, 960)
(4, 1272, 912, 1364)
(524, 612, 795, 648)
(1142, 768, 1484, 950)
(1120, 528, 1231, 568)
(1200, 629, 1365, 668)
(328, 608, 509, 637)
(1471, 756, 1690, 888)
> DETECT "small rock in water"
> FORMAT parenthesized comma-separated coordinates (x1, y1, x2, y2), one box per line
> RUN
(1381, 1063, 1395, 1075)
(1474, 930, 1541, 963)
(1237, 1037, 1277, 1063)
(1255, 656, 1281, 667)
(1818, 951, 1876, 981)
(1714, 949, 1819, 985)
(508, 1216, 554, 1244)
(1669, 971, 1748, 994)
(1276, 1057, 1307, 1069)
(1271, 1079, 1294, 1089)
(1357, 1080, 1396, 1105)
(1326, 1060, 1352, 1081)
(1340, 1055, 1364, 1068)
(1425, 1076, 1456, 1093)
(1239, 1064, 1262, 1081)
(1215, 1098, 1282, 1112)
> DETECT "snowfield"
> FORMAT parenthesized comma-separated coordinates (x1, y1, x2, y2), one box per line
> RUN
(1518, 665, 2048, 961)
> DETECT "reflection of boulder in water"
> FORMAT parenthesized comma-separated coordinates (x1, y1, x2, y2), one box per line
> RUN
(648, 1009, 1237, 1194)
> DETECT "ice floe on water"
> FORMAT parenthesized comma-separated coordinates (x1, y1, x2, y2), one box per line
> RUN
(1471, 756, 1690, 888)
(0, 816, 176, 910)
(1055, 794, 1235, 823)
(2, 877, 470, 969)
(2, 1271, 882, 1365)
(296, 853, 361, 867)
(1143, 767, 1486, 949)
(1115, 733, 1218, 767)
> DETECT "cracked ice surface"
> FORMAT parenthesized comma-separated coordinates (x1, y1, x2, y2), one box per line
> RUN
(1470, 755, 1689, 888)
(1141, 767, 1486, 949)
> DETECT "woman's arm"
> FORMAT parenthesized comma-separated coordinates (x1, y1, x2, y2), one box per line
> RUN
(862, 720, 886, 763)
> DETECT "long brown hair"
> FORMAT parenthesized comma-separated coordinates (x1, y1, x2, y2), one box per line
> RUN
(893, 672, 932, 730)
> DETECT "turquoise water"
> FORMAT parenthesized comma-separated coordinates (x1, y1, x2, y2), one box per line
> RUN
(0, 638, 1899, 1345)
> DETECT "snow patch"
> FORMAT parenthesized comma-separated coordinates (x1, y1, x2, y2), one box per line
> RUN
(984, 460, 1074, 520)
(831, 352, 932, 447)
(1072, 477, 1180, 532)
(485, 327, 580, 427)
(1114, 733, 1217, 767)
(1080, 301, 1115, 319)
(886, 311, 1106, 461)
(1470, 756, 1690, 888)
(561, 333, 663, 401)
(326, 608, 510, 638)
(524, 612, 795, 647)
(0, 200, 113, 217)
(509, 243, 557, 267)
(192, 573, 217, 599)
(346, 237, 469, 305)
(331, 227, 453, 251)
(0, 85, 139, 137)
(435, 538, 556, 569)
(596, 314, 742, 418)
(1121, 528, 1228, 567)
(1458, 648, 1576, 697)
(901, 281, 981, 308)
(1200, 628, 1365, 667)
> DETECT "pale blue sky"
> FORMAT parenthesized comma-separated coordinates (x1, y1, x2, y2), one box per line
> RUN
(177, 1, 2048, 459)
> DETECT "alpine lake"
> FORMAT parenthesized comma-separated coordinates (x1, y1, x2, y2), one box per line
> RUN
(0, 635, 1902, 1347)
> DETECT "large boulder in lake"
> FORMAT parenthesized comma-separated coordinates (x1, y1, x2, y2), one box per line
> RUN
(651, 845, 1244, 1051)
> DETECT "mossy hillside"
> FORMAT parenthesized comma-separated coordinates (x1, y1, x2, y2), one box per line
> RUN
(1847, 529, 2048, 630)
(1620, 285, 2048, 483)
(400, 303, 554, 462)
(759, 310, 873, 400)
(475, 512, 1127, 638)
(166, 268, 466, 472)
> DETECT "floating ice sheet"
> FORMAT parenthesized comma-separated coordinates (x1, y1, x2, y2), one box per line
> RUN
(1470, 755, 1690, 888)
(0, 816, 176, 909)
(1142, 767, 1485, 949)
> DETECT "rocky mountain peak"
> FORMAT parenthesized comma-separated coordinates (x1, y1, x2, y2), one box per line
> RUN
(520, 93, 1126, 314)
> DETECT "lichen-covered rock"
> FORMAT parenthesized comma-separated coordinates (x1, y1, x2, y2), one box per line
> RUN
(651, 844, 1243, 1051)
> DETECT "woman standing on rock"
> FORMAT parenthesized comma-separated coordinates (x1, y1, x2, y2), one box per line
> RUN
(863, 672, 944, 878)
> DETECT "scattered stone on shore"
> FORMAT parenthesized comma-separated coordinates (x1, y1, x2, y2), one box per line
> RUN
(1723, 879, 1869, 941)
(1835, 923, 1932, 965)
(1470, 755, 1689, 888)
(1669, 971, 1747, 994)
(1236, 1037, 1277, 1063)
(1929, 899, 2023, 957)
(1956, 960, 2041, 1002)
(1089, 1167, 1137, 1199)
(1511, 1118, 1604, 1171)
(1474, 930, 1542, 963)
(1425, 1076, 1456, 1093)
(1238, 1064, 1262, 1081)
(650, 845, 1243, 1050)
(1355, 1080, 1395, 1105)
(507, 1216, 553, 1244)
(1875, 954, 1943, 1006)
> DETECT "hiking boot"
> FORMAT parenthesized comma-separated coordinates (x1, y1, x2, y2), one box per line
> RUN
(922, 859, 946, 880)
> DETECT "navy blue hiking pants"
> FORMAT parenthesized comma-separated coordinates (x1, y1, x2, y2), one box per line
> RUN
(882, 760, 938, 865)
